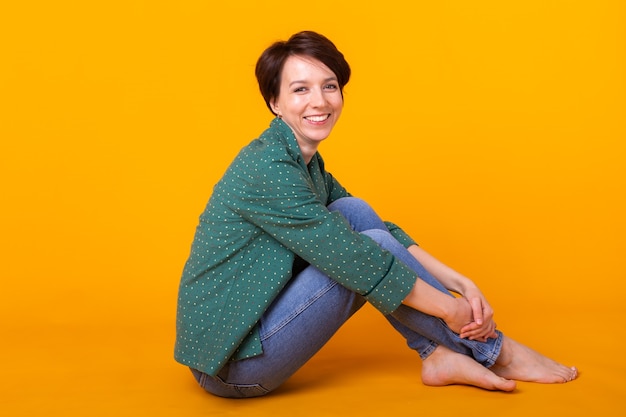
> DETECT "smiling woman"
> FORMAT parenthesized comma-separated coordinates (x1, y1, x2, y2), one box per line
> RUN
(270, 56, 343, 163)
(255, 32, 351, 163)
(174, 30, 577, 399)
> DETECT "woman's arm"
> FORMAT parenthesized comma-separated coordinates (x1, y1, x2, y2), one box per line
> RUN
(407, 245, 498, 341)
(407, 245, 474, 294)
(402, 278, 474, 334)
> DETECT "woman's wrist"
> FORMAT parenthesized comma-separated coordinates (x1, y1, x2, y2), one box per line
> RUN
(440, 295, 461, 323)
(455, 277, 478, 296)
(405, 278, 456, 320)
(443, 296, 472, 334)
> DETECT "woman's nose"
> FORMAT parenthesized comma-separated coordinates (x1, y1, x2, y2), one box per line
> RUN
(310, 88, 325, 107)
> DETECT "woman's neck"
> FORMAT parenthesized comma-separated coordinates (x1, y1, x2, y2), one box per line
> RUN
(297, 142, 318, 165)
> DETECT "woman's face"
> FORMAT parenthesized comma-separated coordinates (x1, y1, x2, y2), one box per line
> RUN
(271, 55, 343, 155)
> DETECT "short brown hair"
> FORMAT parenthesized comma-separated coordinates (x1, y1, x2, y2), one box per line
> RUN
(255, 31, 351, 115)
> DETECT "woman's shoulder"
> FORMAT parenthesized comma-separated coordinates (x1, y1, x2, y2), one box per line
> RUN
(235, 124, 301, 166)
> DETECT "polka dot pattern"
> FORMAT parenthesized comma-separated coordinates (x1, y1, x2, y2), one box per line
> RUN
(174, 119, 417, 376)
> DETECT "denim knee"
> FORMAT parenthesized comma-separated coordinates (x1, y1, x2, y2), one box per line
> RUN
(327, 197, 375, 218)
(328, 197, 388, 232)
(360, 228, 395, 245)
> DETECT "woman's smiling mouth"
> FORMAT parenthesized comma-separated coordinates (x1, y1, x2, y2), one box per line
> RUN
(304, 114, 330, 122)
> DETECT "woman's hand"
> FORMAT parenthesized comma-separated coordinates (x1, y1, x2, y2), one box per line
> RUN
(443, 296, 474, 334)
(405, 245, 499, 341)
(458, 286, 498, 341)
(460, 320, 497, 342)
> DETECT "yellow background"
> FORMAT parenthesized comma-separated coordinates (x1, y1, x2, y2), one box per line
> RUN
(1, 1, 624, 416)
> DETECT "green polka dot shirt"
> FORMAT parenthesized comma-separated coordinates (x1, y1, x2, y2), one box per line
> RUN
(175, 118, 418, 376)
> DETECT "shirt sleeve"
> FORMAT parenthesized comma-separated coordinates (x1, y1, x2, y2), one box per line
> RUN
(324, 167, 352, 204)
(226, 147, 416, 315)
(385, 221, 418, 248)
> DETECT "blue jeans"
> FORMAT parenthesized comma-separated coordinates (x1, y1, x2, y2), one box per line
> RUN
(191, 197, 503, 398)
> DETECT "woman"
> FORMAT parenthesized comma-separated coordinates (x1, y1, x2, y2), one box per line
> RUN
(175, 31, 577, 398)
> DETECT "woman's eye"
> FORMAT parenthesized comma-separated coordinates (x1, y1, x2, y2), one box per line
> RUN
(324, 84, 338, 90)
(294, 87, 307, 93)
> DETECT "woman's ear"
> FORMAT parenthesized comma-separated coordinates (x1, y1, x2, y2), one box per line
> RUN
(270, 99, 281, 117)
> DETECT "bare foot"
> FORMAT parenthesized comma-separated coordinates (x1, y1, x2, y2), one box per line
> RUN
(421, 345, 516, 391)
(489, 336, 578, 383)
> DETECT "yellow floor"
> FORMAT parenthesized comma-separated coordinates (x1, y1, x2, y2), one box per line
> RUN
(3, 302, 624, 417)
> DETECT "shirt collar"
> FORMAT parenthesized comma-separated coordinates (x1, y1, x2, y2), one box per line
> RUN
(270, 117, 308, 166)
